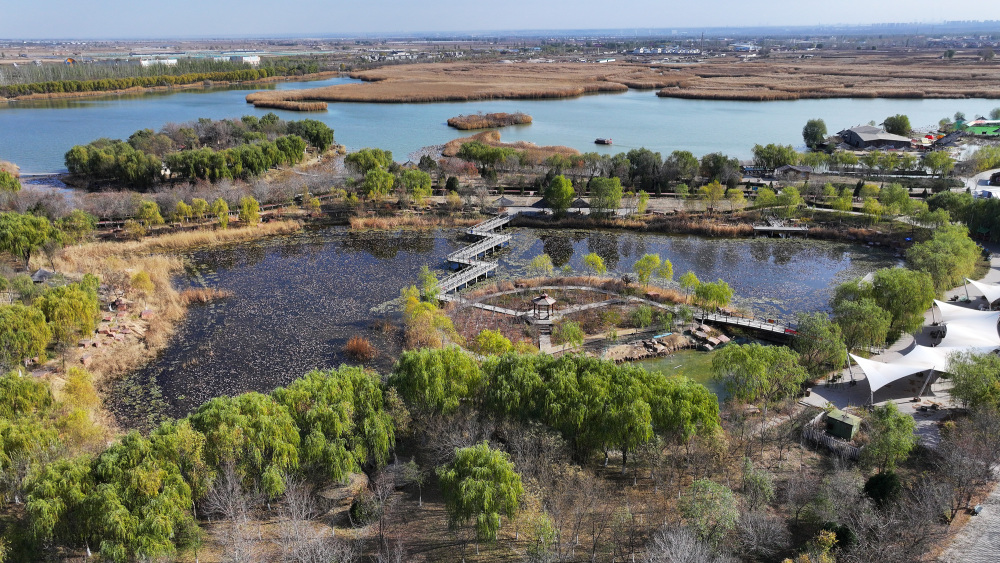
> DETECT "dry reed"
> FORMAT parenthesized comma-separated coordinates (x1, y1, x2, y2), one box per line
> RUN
(344, 336, 377, 361)
(180, 287, 234, 304)
(349, 214, 482, 230)
(250, 100, 329, 112)
(447, 112, 533, 130)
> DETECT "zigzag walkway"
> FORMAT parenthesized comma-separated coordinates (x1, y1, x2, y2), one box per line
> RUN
(436, 213, 512, 294)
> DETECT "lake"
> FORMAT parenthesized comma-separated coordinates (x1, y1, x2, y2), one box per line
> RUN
(3, 75, 997, 174)
(109, 226, 896, 425)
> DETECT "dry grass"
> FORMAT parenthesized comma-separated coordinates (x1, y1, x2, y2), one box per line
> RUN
(246, 56, 1000, 107)
(344, 336, 377, 361)
(442, 130, 579, 164)
(349, 214, 482, 230)
(180, 287, 234, 304)
(447, 112, 532, 130)
(248, 99, 329, 111)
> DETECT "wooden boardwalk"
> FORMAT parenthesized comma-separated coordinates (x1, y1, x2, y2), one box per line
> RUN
(700, 311, 795, 337)
(437, 213, 512, 294)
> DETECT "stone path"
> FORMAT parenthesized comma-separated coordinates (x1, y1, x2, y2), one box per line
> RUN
(939, 478, 1000, 562)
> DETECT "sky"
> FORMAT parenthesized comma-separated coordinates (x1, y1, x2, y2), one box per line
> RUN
(2, 0, 1000, 39)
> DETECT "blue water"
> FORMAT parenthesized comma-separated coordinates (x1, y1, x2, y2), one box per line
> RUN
(2, 74, 996, 174)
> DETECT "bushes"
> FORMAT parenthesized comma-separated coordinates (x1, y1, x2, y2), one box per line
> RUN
(344, 335, 377, 361)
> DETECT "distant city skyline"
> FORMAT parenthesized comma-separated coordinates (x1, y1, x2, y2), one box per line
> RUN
(3, 1, 1000, 39)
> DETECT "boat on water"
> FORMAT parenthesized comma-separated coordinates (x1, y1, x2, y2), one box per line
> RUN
(594, 138, 612, 145)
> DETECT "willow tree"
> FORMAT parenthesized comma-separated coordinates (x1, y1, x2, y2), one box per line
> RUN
(390, 347, 482, 415)
(438, 441, 524, 544)
(0, 304, 51, 369)
(0, 212, 58, 269)
(712, 343, 808, 405)
(634, 253, 673, 287)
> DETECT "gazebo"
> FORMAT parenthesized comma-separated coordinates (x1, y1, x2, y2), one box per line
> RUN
(494, 196, 516, 208)
(532, 293, 556, 320)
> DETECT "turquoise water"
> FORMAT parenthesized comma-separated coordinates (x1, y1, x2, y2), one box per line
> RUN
(2, 75, 996, 173)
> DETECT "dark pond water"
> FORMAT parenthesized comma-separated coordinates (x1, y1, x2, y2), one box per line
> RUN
(110, 226, 897, 426)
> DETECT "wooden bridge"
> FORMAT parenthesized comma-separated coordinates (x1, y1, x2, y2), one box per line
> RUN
(700, 311, 796, 339)
(437, 213, 512, 294)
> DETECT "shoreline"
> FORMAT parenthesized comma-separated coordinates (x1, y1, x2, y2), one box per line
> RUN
(1, 71, 340, 104)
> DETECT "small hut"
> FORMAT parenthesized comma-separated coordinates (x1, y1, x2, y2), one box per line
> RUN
(532, 293, 556, 320)
(571, 197, 591, 213)
(825, 409, 861, 441)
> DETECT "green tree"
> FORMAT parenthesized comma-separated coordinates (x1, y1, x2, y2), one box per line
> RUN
(528, 254, 554, 277)
(34, 280, 99, 357)
(238, 195, 260, 225)
(589, 176, 623, 217)
(636, 190, 650, 214)
(553, 320, 584, 350)
(0, 212, 58, 269)
(878, 183, 913, 216)
(345, 148, 393, 176)
(776, 186, 804, 217)
(544, 175, 575, 216)
(861, 403, 916, 473)
(361, 167, 394, 201)
(633, 253, 673, 287)
(582, 252, 606, 276)
(191, 198, 209, 221)
(802, 118, 828, 148)
(210, 197, 229, 228)
(189, 392, 300, 497)
(390, 347, 482, 414)
(905, 224, 981, 293)
(400, 169, 433, 203)
(833, 298, 891, 353)
(694, 279, 734, 313)
(833, 268, 935, 342)
(632, 304, 653, 328)
(712, 343, 808, 404)
(882, 114, 912, 136)
(0, 170, 21, 192)
(472, 329, 514, 356)
(55, 209, 98, 245)
(793, 313, 847, 376)
(172, 200, 192, 223)
(679, 271, 700, 300)
(271, 366, 395, 482)
(438, 442, 524, 544)
(699, 180, 726, 213)
(922, 150, 955, 178)
(726, 188, 746, 211)
(417, 265, 440, 301)
(946, 351, 1000, 410)
(754, 187, 778, 209)
(286, 119, 335, 152)
(752, 143, 800, 170)
(679, 479, 738, 546)
(0, 304, 51, 368)
(663, 150, 699, 182)
(861, 197, 884, 224)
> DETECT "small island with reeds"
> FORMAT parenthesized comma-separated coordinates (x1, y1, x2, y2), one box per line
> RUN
(447, 112, 533, 130)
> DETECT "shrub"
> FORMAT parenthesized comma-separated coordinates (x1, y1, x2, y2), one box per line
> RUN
(344, 335, 377, 361)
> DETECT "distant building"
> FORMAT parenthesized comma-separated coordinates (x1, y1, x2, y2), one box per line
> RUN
(838, 125, 912, 150)
(775, 165, 813, 181)
(229, 55, 261, 66)
(139, 58, 177, 67)
(965, 119, 1000, 136)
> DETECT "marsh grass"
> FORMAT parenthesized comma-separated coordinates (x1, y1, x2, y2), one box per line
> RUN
(249, 100, 328, 112)
(447, 112, 532, 130)
(180, 287, 234, 303)
(349, 214, 482, 230)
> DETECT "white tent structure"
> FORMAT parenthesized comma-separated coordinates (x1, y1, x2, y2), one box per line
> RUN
(849, 300, 1000, 402)
(966, 278, 1000, 304)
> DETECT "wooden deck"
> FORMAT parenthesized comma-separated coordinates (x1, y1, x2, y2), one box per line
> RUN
(700, 311, 795, 337)
(437, 213, 512, 294)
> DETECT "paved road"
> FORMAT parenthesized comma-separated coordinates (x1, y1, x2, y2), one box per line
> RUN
(939, 479, 1000, 562)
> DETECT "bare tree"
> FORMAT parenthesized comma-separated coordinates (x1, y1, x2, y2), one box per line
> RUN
(204, 462, 259, 563)
(736, 512, 790, 561)
(275, 475, 359, 563)
(645, 525, 737, 563)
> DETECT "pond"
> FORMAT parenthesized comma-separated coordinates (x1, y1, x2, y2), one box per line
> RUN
(109, 226, 897, 426)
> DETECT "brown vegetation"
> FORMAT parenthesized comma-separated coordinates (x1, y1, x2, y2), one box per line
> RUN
(447, 112, 533, 130)
(245, 56, 1000, 108)
(248, 99, 329, 111)
(442, 130, 579, 164)
(344, 335, 377, 361)
(348, 214, 482, 230)
(180, 287, 235, 304)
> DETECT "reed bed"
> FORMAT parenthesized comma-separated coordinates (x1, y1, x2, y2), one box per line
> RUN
(344, 336, 377, 361)
(249, 99, 328, 112)
(180, 287, 234, 304)
(349, 214, 482, 230)
(447, 112, 532, 130)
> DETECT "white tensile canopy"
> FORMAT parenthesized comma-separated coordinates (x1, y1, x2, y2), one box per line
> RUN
(966, 278, 1000, 304)
(849, 300, 1000, 397)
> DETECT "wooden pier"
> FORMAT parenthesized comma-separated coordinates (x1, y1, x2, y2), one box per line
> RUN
(753, 225, 809, 236)
(700, 311, 796, 339)
(437, 213, 512, 294)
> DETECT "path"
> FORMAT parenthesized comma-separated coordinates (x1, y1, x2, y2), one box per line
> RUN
(436, 214, 512, 294)
(939, 477, 1000, 563)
